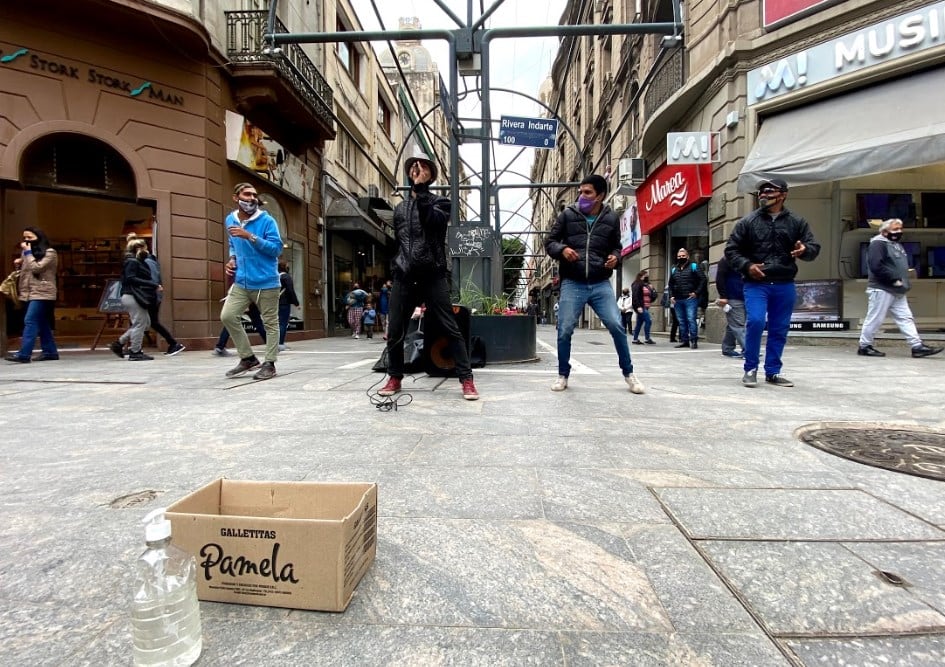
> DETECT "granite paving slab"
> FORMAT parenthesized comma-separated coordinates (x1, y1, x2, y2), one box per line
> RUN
(844, 542, 945, 614)
(785, 634, 945, 666)
(656, 488, 945, 540)
(559, 631, 788, 666)
(701, 540, 945, 635)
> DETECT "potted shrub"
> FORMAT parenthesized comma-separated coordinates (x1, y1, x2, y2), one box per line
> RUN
(458, 281, 537, 363)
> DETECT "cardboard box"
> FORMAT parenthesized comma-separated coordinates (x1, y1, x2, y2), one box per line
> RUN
(166, 479, 377, 612)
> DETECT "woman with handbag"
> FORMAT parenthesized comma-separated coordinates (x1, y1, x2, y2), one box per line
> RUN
(109, 237, 158, 361)
(6, 227, 60, 363)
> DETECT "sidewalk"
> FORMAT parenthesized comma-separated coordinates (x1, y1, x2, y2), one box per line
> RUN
(1, 327, 944, 665)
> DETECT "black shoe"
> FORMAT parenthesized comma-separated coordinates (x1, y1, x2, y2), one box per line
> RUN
(669, 338, 677, 343)
(252, 361, 276, 380)
(691, 341, 698, 350)
(675, 342, 690, 348)
(164, 342, 186, 356)
(5, 354, 30, 363)
(912, 344, 944, 358)
(644, 339, 656, 344)
(109, 340, 125, 358)
(765, 373, 794, 387)
(35, 354, 60, 361)
(632, 339, 643, 345)
(128, 350, 154, 361)
(857, 345, 885, 357)
(226, 356, 261, 377)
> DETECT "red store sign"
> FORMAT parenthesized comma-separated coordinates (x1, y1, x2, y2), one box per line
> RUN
(638, 162, 713, 236)
(763, 0, 840, 28)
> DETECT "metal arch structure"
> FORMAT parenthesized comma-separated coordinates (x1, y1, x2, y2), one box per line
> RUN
(265, 0, 684, 294)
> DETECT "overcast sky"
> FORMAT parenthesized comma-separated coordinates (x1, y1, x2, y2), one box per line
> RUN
(350, 0, 569, 239)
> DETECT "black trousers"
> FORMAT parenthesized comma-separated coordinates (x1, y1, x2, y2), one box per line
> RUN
(386, 274, 472, 380)
(147, 300, 178, 347)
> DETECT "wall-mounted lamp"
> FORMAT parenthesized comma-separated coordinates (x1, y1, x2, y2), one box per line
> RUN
(661, 35, 683, 49)
(725, 110, 740, 129)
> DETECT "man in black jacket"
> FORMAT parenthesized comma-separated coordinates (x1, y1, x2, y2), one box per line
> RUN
(725, 178, 820, 388)
(667, 247, 705, 349)
(544, 174, 644, 394)
(377, 150, 479, 400)
(857, 218, 942, 358)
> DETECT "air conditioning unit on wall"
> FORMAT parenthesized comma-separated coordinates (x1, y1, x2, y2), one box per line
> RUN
(618, 157, 645, 183)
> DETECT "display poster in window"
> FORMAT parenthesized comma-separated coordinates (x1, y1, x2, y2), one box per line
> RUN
(97, 279, 124, 313)
(620, 198, 641, 256)
(790, 279, 849, 330)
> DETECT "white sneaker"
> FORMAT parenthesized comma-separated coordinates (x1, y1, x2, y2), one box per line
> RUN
(551, 376, 568, 392)
(625, 373, 645, 394)
(278, 344, 287, 351)
(354, 334, 359, 339)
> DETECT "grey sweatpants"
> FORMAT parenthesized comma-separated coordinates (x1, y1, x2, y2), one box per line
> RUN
(119, 294, 151, 352)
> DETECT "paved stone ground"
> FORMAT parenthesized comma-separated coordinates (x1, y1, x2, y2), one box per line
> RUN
(1, 326, 944, 666)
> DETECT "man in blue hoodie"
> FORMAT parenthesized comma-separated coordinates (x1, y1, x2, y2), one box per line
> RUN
(220, 182, 283, 380)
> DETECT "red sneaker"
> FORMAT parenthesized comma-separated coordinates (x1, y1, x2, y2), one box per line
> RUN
(461, 377, 479, 401)
(378, 377, 402, 396)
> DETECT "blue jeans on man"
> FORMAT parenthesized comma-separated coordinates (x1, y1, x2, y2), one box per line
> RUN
(556, 278, 633, 378)
(673, 297, 699, 344)
(16, 300, 58, 359)
(743, 282, 796, 376)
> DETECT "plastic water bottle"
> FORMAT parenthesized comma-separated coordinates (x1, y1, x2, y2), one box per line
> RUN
(131, 508, 202, 666)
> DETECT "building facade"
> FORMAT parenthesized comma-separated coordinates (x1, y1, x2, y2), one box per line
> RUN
(532, 0, 945, 337)
(1, 0, 334, 351)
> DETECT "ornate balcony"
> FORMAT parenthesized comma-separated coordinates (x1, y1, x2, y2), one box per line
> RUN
(643, 47, 684, 118)
(225, 11, 335, 147)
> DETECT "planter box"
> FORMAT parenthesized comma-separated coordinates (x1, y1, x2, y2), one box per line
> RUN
(470, 315, 538, 363)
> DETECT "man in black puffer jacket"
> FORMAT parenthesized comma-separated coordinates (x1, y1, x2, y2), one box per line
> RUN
(725, 178, 820, 388)
(544, 174, 644, 394)
(377, 150, 479, 401)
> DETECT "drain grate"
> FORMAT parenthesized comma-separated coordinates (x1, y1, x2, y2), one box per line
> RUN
(799, 425, 945, 482)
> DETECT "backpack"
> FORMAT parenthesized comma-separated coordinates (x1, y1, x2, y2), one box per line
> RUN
(346, 293, 356, 307)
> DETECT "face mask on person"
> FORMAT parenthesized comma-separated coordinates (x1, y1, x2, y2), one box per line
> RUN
(758, 188, 781, 210)
(887, 232, 903, 242)
(577, 195, 597, 215)
(238, 199, 258, 215)
(643, 277, 650, 283)
(677, 256, 689, 265)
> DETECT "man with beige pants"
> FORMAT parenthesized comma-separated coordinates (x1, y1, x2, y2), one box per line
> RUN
(220, 182, 283, 380)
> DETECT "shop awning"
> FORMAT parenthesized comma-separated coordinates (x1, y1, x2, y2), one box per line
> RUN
(737, 68, 945, 192)
(325, 197, 391, 246)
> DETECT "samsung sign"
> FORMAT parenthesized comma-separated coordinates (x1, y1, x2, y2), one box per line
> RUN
(749, 1, 945, 105)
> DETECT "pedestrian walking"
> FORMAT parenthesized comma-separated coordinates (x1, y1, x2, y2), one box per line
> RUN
(345, 283, 368, 338)
(127, 234, 185, 356)
(110, 237, 157, 361)
(630, 270, 656, 345)
(857, 218, 943, 359)
(362, 300, 377, 339)
(668, 248, 705, 349)
(5, 226, 59, 363)
(278, 260, 299, 351)
(617, 287, 634, 334)
(378, 279, 391, 339)
(715, 255, 746, 358)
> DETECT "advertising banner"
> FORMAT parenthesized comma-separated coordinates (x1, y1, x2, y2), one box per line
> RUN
(619, 198, 641, 256)
(637, 162, 713, 235)
(763, 0, 840, 28)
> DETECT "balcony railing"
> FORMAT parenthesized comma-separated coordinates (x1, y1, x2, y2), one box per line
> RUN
(643, 47, 684, 118)
(225, 10, 334, 132)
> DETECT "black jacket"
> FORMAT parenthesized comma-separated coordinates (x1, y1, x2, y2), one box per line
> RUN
(391, 189, 451, 280)
(725, 207, 820, 283)
(631, 280, 656, 310)
(867, 234, 910, 295)
(120, 254, 158, 308)
(715, 256, 745, 301)
(544, 204, 622, 284)
(668, 261, 706, 300)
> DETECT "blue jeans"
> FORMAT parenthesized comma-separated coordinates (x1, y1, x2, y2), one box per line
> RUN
(278, 304, 291, 344)
(673, 297, 699, 343)
(556, 279, 633, 377)
(17, 299, 58, 359)
(744, 282, 796, 376)
(632, 309, 652, 341)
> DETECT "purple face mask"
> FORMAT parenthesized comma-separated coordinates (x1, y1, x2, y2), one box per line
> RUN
(577, 195, 597, 215)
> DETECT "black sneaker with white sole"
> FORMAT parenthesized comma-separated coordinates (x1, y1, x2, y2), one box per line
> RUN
(252, 361, 276, 381)
(742, 369, 758, 387)
(164, 342, 186, 356)
(765, 374, 794, 387)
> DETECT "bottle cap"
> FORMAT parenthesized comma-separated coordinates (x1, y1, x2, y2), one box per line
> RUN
(143, 507, 172, 542)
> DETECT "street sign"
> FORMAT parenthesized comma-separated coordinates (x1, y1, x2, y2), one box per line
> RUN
(666, 131, 720, 165)
(498, 116, 558, 149)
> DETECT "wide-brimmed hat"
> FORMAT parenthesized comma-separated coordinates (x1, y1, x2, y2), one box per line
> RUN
(404, 148, 437, 184)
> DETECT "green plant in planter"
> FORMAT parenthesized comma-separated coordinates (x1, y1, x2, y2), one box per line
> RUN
(458, 280, 511, 315)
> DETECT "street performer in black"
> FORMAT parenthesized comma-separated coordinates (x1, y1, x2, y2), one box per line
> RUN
(377, 150, 480, 400)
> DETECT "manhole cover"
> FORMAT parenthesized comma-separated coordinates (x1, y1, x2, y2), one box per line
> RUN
(799, 425, 945, 482)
